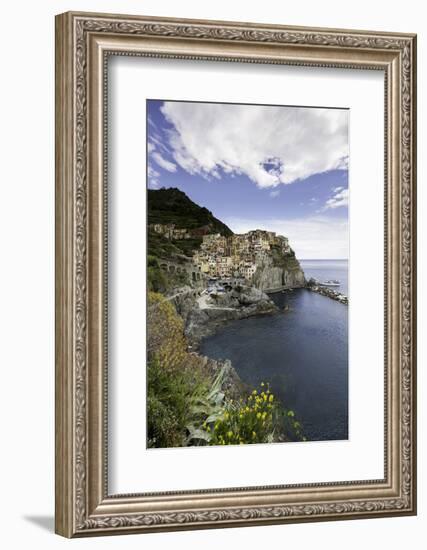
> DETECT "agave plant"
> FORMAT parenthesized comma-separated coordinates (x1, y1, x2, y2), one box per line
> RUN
(185, 366, 227, 445)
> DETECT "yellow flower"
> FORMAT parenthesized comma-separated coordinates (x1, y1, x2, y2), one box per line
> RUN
(252, 431, 256, 439)
(263, 394, 268, 401)
(261, 382, 265, 387)
(256, 412, 262, 419)
(227, 431, 233, 439)
(252, 389, 257, 395)
(269, 394, 274, 402)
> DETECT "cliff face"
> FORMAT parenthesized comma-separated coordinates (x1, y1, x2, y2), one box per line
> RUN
(184, 286, 278, 346)
(252, 249, 305, 291)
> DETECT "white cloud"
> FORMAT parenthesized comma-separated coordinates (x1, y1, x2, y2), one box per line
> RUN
(147, 164, 160, 188)
(323, 187, 349, 210)
(152, 151, 177, 172)
(223, 215, 349, 259)
(269, 190, 280, 198)
(160, 102, 348, 188)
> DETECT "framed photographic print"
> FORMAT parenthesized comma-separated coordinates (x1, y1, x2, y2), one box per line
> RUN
(55, 11, 417, 537)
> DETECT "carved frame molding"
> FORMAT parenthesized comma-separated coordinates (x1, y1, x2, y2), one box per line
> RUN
(55, 11, 416, 537)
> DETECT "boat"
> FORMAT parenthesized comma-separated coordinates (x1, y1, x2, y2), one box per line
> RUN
(319, 280, 340, 287)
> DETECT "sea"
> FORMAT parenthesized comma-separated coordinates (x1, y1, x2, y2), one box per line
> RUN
(300, 259, 349, 296)
(199, 259, 349, 442)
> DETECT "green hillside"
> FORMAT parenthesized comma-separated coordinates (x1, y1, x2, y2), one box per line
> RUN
(147, 188, 233, 293)
(148, 188, 233, 236)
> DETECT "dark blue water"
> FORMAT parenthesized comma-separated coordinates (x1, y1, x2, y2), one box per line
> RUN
(300, 259, 349, 296)
(200, 289, 348, 441)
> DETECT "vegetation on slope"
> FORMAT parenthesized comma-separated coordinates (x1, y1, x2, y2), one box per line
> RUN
(147, 188, 233, 293)
(147, 291, 304, 448)
(148, 187, 233, 236)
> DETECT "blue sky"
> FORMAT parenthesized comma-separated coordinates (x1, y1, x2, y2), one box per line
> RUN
(147, 100, 349, 259)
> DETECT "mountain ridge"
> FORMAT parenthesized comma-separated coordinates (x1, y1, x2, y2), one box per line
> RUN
(148, 187, 233, 237)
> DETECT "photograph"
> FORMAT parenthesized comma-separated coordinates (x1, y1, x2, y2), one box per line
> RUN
(146, 99, 349, 448)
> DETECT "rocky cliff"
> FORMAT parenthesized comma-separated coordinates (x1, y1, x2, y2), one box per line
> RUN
(184, 286, 278, 346)
(252, 249, 305, 292)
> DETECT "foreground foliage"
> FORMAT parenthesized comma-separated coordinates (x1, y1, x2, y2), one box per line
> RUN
(147, 291, 304, 448)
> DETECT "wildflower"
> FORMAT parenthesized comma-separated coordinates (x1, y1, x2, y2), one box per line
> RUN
(252, 431, 256, 439)
(252, 389, 257, 395)
(261, 382, 265, 387)
(227, 431, 233, 439)
(269, 394, 274, 402)
(256, 412, 262, 419)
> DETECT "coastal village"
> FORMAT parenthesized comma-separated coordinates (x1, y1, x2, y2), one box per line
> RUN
(149, 221, 348, 305)
(193, 230, 291, 279)
(149, 223, 291, 282)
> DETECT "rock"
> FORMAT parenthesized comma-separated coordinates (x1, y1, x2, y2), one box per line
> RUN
(252, 255, 306, 291)
(308, 285, 349, 305)
(233, 285, 267, 305)
(210, 292, 239, 308)
(195, 356, 249, 400)
(183, 285, 278, 346)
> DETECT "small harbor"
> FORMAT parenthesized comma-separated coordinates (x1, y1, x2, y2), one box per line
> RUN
(306, 278, 348, 305)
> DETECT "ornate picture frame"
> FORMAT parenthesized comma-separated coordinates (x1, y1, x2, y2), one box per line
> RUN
(55, 11, 417, 537)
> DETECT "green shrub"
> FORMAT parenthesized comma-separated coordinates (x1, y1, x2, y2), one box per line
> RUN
(207, 384, 305, 446)
(147, 356, 217, 448)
